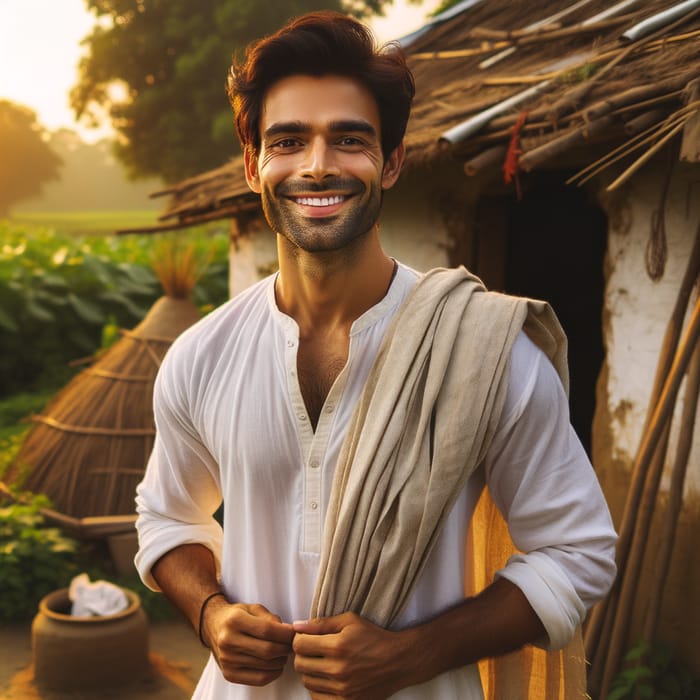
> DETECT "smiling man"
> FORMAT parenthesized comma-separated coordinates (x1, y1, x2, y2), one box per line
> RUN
(134, 11, 617, 700)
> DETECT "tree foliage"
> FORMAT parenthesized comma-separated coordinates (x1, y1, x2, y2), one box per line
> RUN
(71, 0, 395, 183)
(0, 101, 62, 217)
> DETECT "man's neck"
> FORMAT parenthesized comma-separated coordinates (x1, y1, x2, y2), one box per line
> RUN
(274, 228, 395, 336)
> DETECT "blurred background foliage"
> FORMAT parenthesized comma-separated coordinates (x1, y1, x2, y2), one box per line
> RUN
(72, 0, 404, 183)
(0, 221, 229, 397)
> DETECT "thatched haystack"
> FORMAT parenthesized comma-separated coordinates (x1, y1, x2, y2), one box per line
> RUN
(7, 296, 201, 518)
(6, 243, 204, 520)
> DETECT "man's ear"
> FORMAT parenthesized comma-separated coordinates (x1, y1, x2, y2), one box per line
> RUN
(381, 141, 406, 191)
(244, 146, 261, 194)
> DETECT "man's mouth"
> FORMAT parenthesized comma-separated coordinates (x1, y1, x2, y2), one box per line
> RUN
(292, 195, 346, 207)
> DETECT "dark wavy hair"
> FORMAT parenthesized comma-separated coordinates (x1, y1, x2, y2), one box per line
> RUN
(227, 11, 415, 161)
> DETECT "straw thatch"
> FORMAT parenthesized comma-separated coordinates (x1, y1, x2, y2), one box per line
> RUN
(6, 296, 201, 519)
(118, 0, 700, 235)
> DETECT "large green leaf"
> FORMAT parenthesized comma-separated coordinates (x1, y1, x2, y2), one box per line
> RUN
(67, 293, 106, 325)
(24, 298, 55, 323)
(0, 306, 18, 332)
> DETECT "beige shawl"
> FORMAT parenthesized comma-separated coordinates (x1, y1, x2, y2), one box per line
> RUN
(311, 266, 586, 698)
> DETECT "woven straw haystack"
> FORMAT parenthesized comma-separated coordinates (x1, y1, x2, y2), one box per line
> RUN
(6, 240, 205, 519)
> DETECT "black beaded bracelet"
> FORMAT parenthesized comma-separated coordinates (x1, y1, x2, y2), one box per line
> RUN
(198, 591, 226, 647)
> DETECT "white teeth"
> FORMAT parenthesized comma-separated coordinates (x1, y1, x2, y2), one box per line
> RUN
(295, 195, 344, 206)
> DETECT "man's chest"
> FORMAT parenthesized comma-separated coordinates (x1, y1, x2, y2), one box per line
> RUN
(296, 331, 350, 429)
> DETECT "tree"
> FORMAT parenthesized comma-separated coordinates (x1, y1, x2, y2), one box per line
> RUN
(0, 101, 62, 217)
(71, 0, 395, 184)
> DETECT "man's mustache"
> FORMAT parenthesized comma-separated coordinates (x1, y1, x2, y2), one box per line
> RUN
(276, 178, 364, 197)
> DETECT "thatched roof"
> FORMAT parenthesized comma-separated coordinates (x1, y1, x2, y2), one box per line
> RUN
(5, 296, 201, 521)
(121, 0, 700, 234)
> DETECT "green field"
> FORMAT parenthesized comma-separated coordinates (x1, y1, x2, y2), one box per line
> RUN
(8, 210, 162, 236)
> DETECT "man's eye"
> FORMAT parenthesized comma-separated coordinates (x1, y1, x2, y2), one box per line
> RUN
(338, 137, 363, 147)
(272, 138, 300, 149)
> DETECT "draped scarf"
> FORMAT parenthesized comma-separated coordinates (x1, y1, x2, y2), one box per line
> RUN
(311, 266, 586, 699)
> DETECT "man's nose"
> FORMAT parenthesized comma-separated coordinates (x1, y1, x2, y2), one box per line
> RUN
(299, 137, 340, 180)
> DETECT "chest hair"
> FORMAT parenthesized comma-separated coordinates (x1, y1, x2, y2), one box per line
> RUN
(297, 341, 348, 430)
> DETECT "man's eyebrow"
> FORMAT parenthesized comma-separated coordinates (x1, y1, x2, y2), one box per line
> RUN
(329, 120, 376, 137)
(262, 119, 377, 140)
(263, 121, 308, 140)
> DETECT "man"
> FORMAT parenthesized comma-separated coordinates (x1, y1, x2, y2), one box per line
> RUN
(135, 11, 617, 700)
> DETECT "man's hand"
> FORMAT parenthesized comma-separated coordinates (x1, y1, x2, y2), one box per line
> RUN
(204, 600, 295, 687)
(292, 612, 414, 700)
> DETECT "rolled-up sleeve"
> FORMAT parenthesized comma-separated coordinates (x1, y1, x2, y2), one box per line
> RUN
(484, 332, 617, 650)
(135, 345, 223, 591)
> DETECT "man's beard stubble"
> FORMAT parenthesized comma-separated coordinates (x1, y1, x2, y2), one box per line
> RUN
(261, 176, 382, 254)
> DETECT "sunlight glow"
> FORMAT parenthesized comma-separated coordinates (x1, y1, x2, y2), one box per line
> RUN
(0, 0, 439, 141)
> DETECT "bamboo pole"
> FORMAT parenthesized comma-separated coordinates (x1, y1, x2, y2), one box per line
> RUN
(463, 145, 507, 176)
(606, 119, 688, 191)
(547, 44, 637, 123)
(588, 424, 672, 696)
(584, 222, 700, 668)
(585, 74, 694, 121)
(518, 114, 614, 172)
(117, 199, 261, 235)
(568, 110, 689, 186)
(598, 294, 700, 699)
(623, 109, 667, 135)
(642, 338, 700, 643)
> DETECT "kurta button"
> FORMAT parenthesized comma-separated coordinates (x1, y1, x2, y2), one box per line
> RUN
(287, 339, 295, 347)
(310, 459, 319, 468)
(310, 501, 318, 510)
(298, 414, 307, 421)
(325, 405, 334, 413)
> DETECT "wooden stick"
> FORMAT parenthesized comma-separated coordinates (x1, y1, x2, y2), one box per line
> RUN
(463, 145, 507, 176)
(117, 200, 261, 234)
(547, 42, 643, 122)
(518, 114, 615, 172)
(569, 111, 689, 186)
(587, 430, 671, 694)
(623, 108, 667, 135)
(598, 294, 700, 698)
(642, 337, 700, 643)
(586, 74, 696, 121)
(606, 119, 688, 191)
(584, 221, 700, 666)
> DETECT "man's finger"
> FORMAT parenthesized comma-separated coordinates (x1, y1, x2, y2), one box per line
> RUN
(292, 612, 352, 635)
(230, 605, 295, 644)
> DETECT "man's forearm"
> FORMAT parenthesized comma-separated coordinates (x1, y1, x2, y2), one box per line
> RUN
(292, 577, 547, 698)
(151, 542, 221, 635)
(401, 577, 547, 686)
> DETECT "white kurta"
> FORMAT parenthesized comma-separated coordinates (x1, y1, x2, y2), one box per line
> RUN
(135, 264, 617, 699)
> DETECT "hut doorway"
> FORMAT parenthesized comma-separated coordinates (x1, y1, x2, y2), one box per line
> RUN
(472, 173, 607, 455)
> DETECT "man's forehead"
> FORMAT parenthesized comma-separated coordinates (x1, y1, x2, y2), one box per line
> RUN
(260, 74, 380, 131)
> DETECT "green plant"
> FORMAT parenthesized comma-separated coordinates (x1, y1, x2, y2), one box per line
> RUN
(0, 221, 229, 396)
(0, 428, 31, 482)
(0, 494, 79, 621)
(608, 639, 700, 700)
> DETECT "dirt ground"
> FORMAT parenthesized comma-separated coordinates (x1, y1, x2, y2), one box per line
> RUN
(0, 618, 209, 699)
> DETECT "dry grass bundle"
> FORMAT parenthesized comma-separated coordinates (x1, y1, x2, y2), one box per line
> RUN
(150, 236, 211, 298)
(5, 244, 206, 519)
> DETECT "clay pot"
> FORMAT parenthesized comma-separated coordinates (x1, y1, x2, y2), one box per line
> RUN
(32, 587, 149, 690)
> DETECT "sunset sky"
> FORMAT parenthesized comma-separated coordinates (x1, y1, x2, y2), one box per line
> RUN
(0, 0, 439, 141)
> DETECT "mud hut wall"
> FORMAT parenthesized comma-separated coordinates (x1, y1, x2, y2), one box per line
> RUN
(375, 164, 455, 271)
(229, 218, 278, 297)
(594, 160, 700, 672)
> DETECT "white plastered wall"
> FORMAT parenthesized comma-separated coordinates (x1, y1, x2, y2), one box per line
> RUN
(599, 160, 700, 497)
(596, 159, 700, 673)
